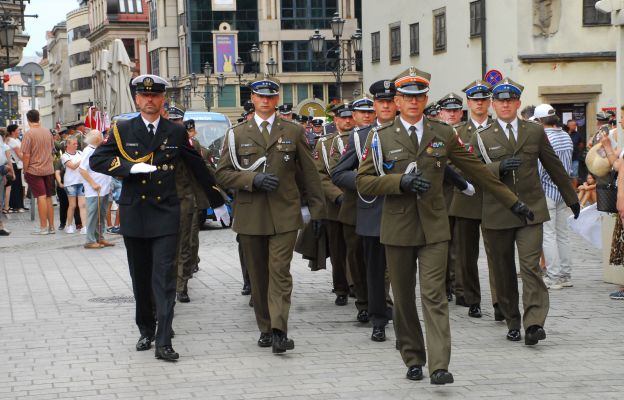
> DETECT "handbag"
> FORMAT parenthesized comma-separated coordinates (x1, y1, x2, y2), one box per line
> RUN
(596, 171, 618, 213)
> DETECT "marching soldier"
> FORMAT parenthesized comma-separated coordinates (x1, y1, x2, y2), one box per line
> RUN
(278, 103, 294, 120)
(332, 81, 397, 342)
(215, 78, 326, 353)
(356, 67, 531, 383)
(424, 103, 440, 119)
(89, 74, 230, 361)
(175, 117, 213, 304)
(470, 78, 580, 345)
(436, 93, 465, 303)
(312, 103, 353, 306)
(448, 80, 500, 319)
(332, 96, 376, 324)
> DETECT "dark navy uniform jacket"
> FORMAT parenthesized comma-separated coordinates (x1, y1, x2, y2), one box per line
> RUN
(90, 115, 224, 238)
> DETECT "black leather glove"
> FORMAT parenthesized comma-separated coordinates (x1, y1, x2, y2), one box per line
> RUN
(510, 201, 535, 221)
(499, 158, 522, 175)
(311, 219, 324, 239)
(335, 194, 344, 205)
(252, 173, 280, 192)
(400, 171, 431, 194)
(570, 202, 581, 219)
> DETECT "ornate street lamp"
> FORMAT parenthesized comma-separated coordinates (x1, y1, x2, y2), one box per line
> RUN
(169, 75, 179, 105)
(234, 57, 245, 77)
(183, 84, 191, 108)
(216, 73, 226, 94)
(189, 72, 199, 94)
(310, 29, 325, 54)
(250, 43, 261, 64)
(266, 57, 278, 77)
(351, 28, 362, 53)
(330, 12, 345, 38)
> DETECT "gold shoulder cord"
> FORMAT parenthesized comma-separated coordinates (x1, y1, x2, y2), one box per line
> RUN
(113, 123, 154, 164)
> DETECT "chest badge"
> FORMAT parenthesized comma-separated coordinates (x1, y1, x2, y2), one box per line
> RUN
(426, 147, 433, 154)
(283, 154, 291, 162)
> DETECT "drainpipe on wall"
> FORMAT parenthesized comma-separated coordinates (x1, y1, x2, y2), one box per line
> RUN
(481, 0, 487, 78)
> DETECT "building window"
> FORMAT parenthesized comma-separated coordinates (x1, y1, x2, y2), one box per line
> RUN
(312, 83, 324, 100)
(389, 24, 401, 63)
(371, 31, 380, 62)
(433, 8, 446, 52)
(409, 23, 419, 56)
(122, 38, 136, 60)
(583, 0, 611, 25)
(282, 84, 293, 104)
(150, 50, 159, 75)
(70, 77, 93, 91)
(281, 0, 338, 30)
(119, 0, 143, 13)
(69, 51, 91, 67)
(282, 40, 331, 72)
(67, 24, 90, 43)
(218, 85, 236, 107)
(149, 0, 158, 40)
(297, 84, 309, 103)
(470, 1, 482, 37)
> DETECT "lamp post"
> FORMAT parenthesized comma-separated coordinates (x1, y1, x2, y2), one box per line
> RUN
(249, 43, 261, 76)
(170, 75, 179, 106)
(0, 19, 16, 70)
(203, 61, 212, 111)
(309, 13, 362, 101)
(216, 73, 226, 94)
(266, 57, 278, 77)
(183, 84, 191, 109)
(189, 72, 199, 94)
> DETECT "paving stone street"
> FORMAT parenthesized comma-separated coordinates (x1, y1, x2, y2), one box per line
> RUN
(1, 208, 624, 400)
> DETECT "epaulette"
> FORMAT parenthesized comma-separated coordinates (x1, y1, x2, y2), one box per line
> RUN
(526, 119, 542, 125)
(476, 123, 491, 134)
(278, 118, 300, 127)
(453, 121, 467, 128)
(230, 120, 247, 130)
(376, 121, 394, 132)
(428, 118, 450, 126)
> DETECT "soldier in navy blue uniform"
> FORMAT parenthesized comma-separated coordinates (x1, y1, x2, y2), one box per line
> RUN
(90, 74, 229, 361)
(333, 85, 396, 342)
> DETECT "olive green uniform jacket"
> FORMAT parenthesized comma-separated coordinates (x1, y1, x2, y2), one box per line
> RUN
(215, 118, 326, 235)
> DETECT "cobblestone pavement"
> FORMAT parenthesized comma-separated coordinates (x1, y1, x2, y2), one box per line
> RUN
(1, 208, 624, 400)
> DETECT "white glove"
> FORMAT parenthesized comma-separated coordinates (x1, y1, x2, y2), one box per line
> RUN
(130, 162, 157, 174)
(213, 204, 231, 226)
(301, 206, 311, 223)
(462, 182, 476, 196)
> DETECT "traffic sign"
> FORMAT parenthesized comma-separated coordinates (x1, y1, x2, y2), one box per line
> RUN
(21, 85, 45, 98)
(484, 69, 503, 86)
(20, 62, 44, 85)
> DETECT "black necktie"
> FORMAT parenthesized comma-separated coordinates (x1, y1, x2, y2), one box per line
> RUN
(409, 126, 419, 151)
(148, 123, 155, 136)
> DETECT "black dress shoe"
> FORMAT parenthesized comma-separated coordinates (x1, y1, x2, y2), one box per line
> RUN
(335, 295, 348, 306)
(468, 304, 482, 318)
(171, 329, 175, 339)
(249, 298, 254, 307)
(395, 340, 400, 351)
(406, 365, 423, 381)
(257, 332, 273, 347)
(525, 325, 546, 345)
(506, 329, 522, 341)
(446, 292, 453, 302)
(357, 309, 370, 323)
(371, 326, 386, 342)
(241, 283, 251, 296)
(348, 288, 356, 298)
(455, 296, 468, 307)
(155, 345, 179, 361)
(136, 335, 154, 351)
(430, 369, 454, 385)
(177, 291, 190, 303)
(272, 330, 295, 354)
(493, 303, 505, 321)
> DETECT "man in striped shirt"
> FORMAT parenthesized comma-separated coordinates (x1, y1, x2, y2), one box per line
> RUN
(534, 104, 574, 290)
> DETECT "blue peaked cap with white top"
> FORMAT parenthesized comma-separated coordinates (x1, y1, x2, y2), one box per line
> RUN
(491, 78, 524, 100)
(250, 79, 280, 96)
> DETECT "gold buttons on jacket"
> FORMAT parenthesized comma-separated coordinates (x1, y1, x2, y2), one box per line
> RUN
(141, 195, 146, 200)
(156, 196, 161, 201)
(142, 180, 146, 184)
(157, 180, 162, 185)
